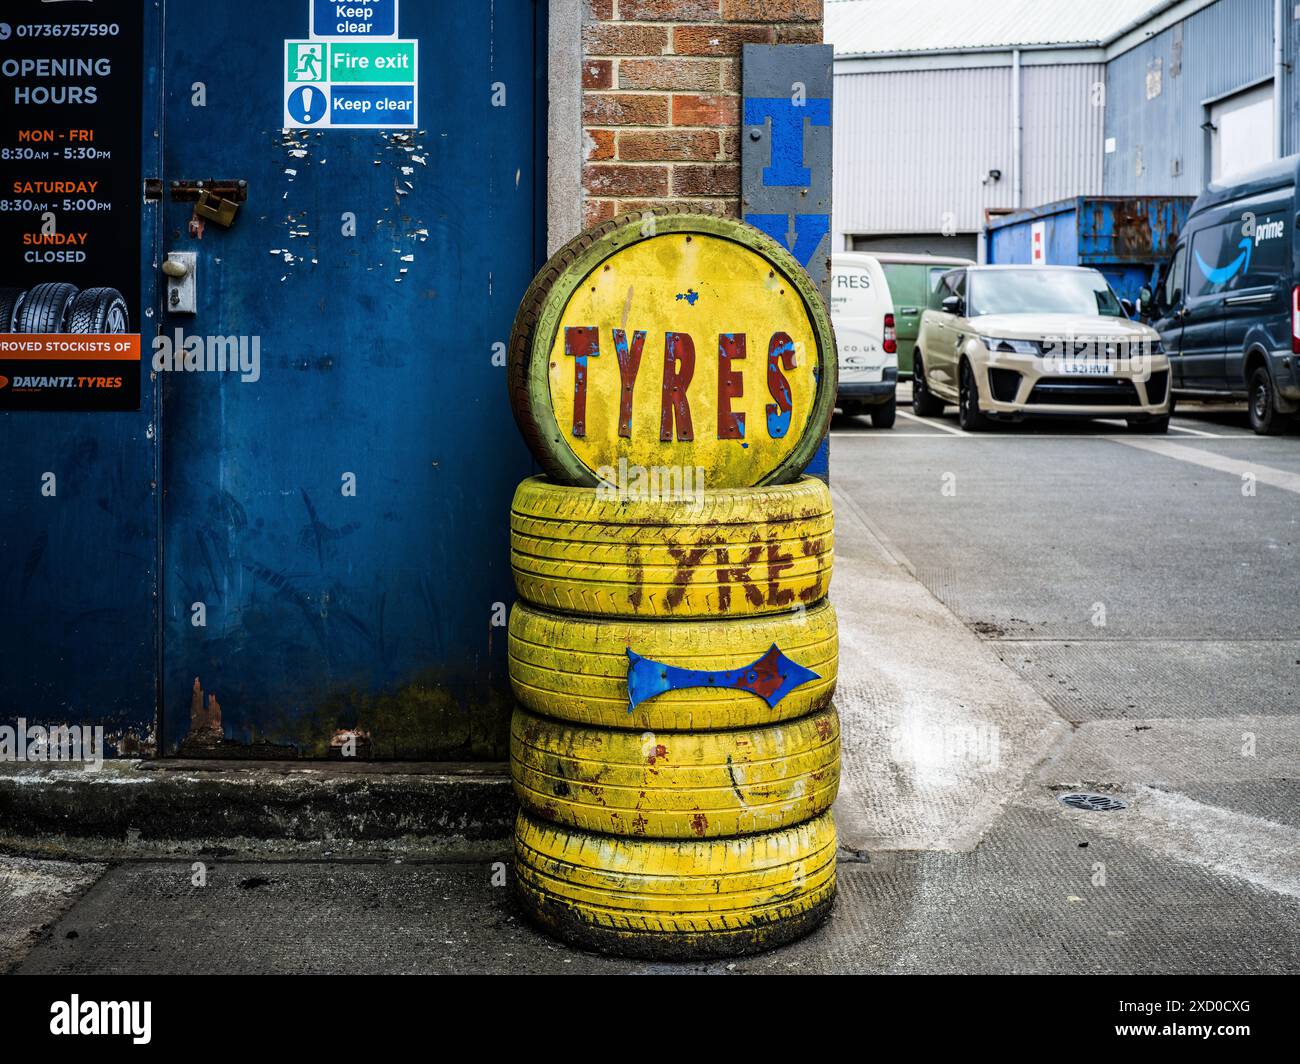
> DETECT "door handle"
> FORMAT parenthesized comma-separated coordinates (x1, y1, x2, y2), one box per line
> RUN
(164, 252, 197, 315)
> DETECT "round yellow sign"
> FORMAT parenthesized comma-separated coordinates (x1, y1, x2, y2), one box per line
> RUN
(548, 233, 819, 487)
(508, 214, 835, 489)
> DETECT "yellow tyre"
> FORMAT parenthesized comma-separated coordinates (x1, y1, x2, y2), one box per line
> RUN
(511, 706, 839, 839)
(508, 600, 837, 731)
(514, 810, 836, 959)
(510, 475, 833, 619)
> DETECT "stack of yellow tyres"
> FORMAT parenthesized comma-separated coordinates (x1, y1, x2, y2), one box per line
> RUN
(508, 476, 840, 959)
(504, 210, 841, 958)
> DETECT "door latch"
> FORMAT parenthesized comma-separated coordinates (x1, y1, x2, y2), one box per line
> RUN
(169, 180, 247, 230)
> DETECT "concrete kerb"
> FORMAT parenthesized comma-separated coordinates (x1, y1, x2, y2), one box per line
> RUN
(0, 759, 514, 861)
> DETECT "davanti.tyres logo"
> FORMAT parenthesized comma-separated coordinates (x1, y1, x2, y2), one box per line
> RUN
(0, 376, 9, 389)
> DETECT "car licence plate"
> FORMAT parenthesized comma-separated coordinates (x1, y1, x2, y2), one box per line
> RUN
(1057, 360, 1116, 376)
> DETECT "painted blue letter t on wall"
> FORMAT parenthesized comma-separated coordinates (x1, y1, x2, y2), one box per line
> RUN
(744, 96, 831, 186)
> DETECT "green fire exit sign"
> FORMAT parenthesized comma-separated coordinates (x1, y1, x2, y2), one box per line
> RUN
(286, 40, 416, 84)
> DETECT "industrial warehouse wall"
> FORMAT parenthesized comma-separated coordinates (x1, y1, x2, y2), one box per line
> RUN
(578, 0, 824, 226)
(1103, 0, 1290, 195)
(832, 61, 1105, 248)
(1290, 4, 1300, 153)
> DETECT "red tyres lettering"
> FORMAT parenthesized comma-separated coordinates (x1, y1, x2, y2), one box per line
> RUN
(798, 537, 826, 602)
(613, 327, 646, 439)
(665, 545, 708, 607)
(562, 327, 802, 442)
(627, 545, 644, 609)
(564, 325, 600, 438)
(660, 331, 695, 442)
(766, 331, 795, 439)
(765, 541, 795, 607)
(717, 332, 745, 440)
(715, 545, 765, 612)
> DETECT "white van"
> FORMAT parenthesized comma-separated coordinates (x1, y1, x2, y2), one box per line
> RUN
(829, 253, 897, 427)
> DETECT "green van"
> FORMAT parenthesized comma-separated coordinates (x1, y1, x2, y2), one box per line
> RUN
(873, 252, 975, 378)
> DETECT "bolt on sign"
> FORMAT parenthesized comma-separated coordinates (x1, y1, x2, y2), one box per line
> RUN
(0, 0, 144, 411)
(509, 214, 837, 488)
(284, 2, 417, 129)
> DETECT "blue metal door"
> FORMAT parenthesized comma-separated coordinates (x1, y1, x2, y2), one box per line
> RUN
(158, 2, 541, 756)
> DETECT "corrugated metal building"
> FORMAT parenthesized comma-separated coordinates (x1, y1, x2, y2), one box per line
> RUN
(1103, 0, 1298, 194)
(830, 0, 1299, 257)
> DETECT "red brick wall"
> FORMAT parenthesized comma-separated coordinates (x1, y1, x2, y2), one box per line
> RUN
(581, 0, 823, 228)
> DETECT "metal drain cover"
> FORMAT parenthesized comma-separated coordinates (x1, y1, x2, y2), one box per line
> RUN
(1058, 792, 1128, 812)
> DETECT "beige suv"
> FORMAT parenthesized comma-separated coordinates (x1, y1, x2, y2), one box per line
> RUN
(913, 266, 1172, 432)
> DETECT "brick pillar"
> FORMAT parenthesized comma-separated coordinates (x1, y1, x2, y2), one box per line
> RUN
(580, 0, 823, 229)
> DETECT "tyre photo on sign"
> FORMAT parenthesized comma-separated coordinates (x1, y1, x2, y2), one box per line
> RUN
(0, 283, 25, 329)
(66, 288, 130, 335)
(509, 211, 838, 489)
(0, 288, 24, 332)
(14, 282, 79, 334)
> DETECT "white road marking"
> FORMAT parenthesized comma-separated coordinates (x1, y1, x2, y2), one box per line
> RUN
(1116, 437, 1300, 494)
(1167, 422, 1219, 437)
(1069, 785, 1300, 900)
(831, 432, 966, 438)
(894, 410, 964, 435)
(833, 430, 1233, 440)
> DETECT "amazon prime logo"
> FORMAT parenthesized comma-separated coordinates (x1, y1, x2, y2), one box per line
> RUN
(1195, 212, 1285, 286)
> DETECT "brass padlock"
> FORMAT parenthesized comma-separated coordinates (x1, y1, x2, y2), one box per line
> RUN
(194, 189, 239, 228)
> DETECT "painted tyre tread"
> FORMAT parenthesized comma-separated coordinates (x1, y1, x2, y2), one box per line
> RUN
(507, 210, 838, 488)
(514, 810, 837, 959)
(508, 600, 838, 730)
(511, 706, 840, 839)
(510, 475, 833, 619)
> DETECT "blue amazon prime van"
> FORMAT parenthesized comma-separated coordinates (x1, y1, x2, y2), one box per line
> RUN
(1145, 155, 1300, 434)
